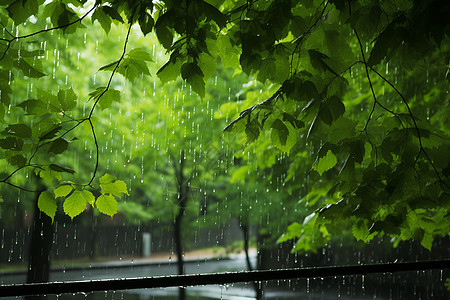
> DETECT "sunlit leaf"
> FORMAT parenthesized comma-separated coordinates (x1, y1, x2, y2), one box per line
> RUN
(38, 191, 57, 223)
(92, 6, 112, 34)
(96, 194, 118, 217)
(54, 185, 73, 198)
(100, 173, 129, 197)
(49, 164, 75, 174)
(49, 138, 69, 154)
(138, 12, 154, 35)
(157, 58, 183, 84)
(128, 48, 153, 62)
(16, 99, 47, 115)
(13, 59, 46, 78)
(63, 190, 94, 219)
(98, 89, 121, 110)
(56, 88, 77, 111)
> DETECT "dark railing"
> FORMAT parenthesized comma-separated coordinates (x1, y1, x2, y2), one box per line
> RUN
(1, 260, 449, 297)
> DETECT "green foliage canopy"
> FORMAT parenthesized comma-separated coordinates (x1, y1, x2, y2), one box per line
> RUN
(0, 0, 449, 251)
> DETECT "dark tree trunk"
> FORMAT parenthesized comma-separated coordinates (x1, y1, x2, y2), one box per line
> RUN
(26, 185, 54, 300)
(241, 222, 263, 299)
(173, 151, 188, 300)
(88, 208, 97, 259)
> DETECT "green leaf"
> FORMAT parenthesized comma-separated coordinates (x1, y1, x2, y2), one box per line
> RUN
(157, 58, 183, 84)
(13, 59, 46, 78)
(0, 137, 23, 150)
(421, 233, 433, 251)
(6, 0, 38, 24)
(6, 153, 26, 167)
(96, 194, 118, 217)
(313, 150, 337, 175)
(100, 174, 128, 197)
(324, 29, 353, 60)
(128, 48, 153, 62)
(39, 168, 62, 184)
(367, 16, 406, 66)
(138, 11, 154, 35)
(98, 89, 121, 110)
(49, 138, 69, 154)
(198, 53, 217, 81)
(181, 62, 205, 98)
(49, 164, 75, 174)
(102, 6, 123, 23)
(271, 119, 289, 146)
(38, 191, 57, 223)
(277, 222, 303, 243)
(63, 190, 94, 219)
(258, 58, 276, 83)
(36, 89, 57, 111)
(99, 60, 119, 72)
(16, 99, 47, 115)
(155, 13, 173, 49)
(290, 16, 307, 37)
(271, 119, 297, 153)
(57, 88, 77, 111)
(54, 185, 73, 198)
(352, 220, 375, 242)
(2, 124, 32, 138)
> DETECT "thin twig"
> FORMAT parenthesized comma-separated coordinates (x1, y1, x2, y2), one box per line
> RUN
(87, 118, 99, 187)
(353, 29, 399, 133)
(290, 1, 329, 76)
(223, 87, 282, 132)
(2, 181, 37, 193)
(85, 20, 134, 186)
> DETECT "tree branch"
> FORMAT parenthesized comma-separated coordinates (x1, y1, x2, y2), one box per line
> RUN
(369, 67, 449, 189)
(223, 87, 282, 132)
(290, 0, 329, 75)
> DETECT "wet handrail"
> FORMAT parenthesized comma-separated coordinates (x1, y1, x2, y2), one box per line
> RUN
(0, 260, 449, 297)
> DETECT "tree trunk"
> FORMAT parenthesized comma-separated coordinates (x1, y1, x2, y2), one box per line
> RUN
(241, 222, 263, 299)
(88, 208, 97, 259)
(173, 151, 188, 300)
(26, 185, 54, 300)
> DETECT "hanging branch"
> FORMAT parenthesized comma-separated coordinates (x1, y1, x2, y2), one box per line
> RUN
(86, 20, 134, 187)
(369, 66, 449, 189)
(223, 87, 283, 132)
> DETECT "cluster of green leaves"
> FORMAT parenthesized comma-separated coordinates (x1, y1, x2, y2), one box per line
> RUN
(215, 0, 450, 252)
(38, 173, 127, 221)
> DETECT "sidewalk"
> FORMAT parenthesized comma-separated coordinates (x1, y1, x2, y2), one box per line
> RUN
(0, 247, 257, 275)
